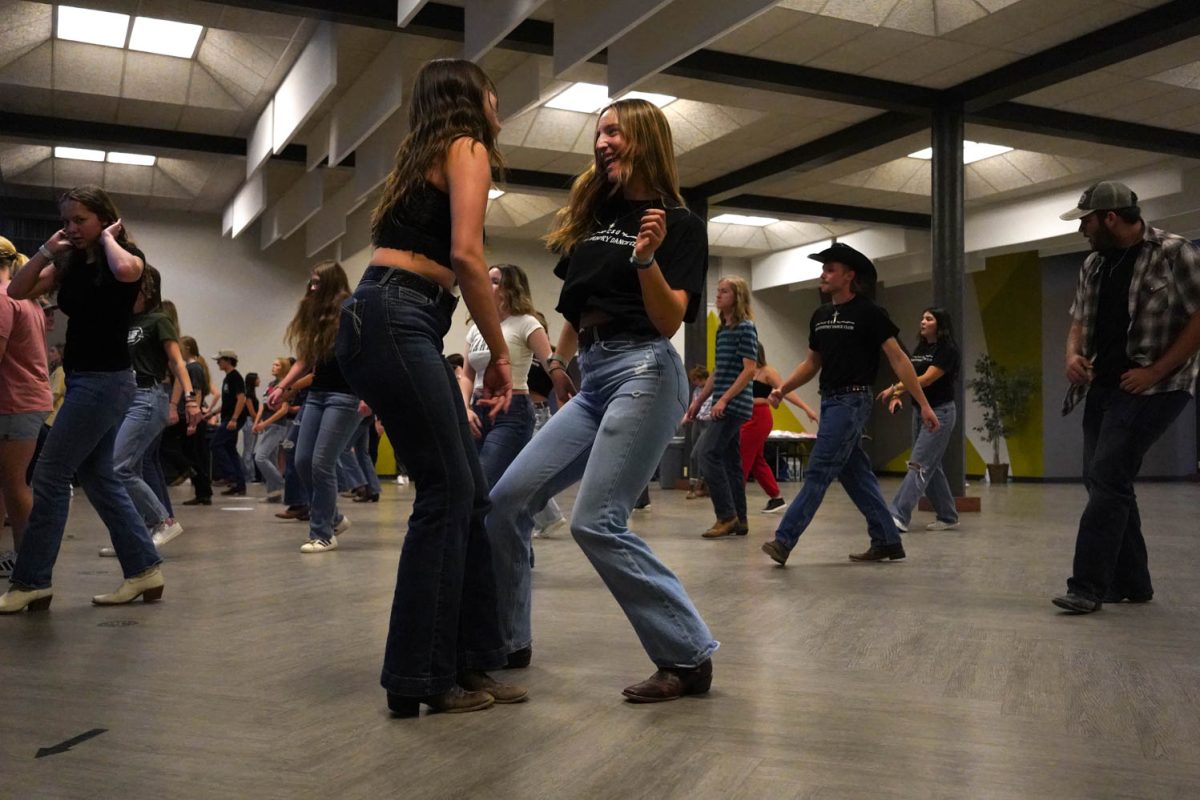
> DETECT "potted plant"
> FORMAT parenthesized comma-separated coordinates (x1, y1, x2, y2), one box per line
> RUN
(966, 354, 1035, 484)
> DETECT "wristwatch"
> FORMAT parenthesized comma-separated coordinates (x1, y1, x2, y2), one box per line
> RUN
(547, 353, 569, 368)
(630, 252, 655, 269)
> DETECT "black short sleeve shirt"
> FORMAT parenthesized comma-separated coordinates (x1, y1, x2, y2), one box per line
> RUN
(57, 243, 145, 372)
(909, 339, 959, 407)
(809, 294, 899, 394)
(554, 196, 708, 333)
(221, 369, 246, 422)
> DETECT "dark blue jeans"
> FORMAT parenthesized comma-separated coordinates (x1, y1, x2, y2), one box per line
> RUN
(773, 391, 900, 551)
(12, 371, 160, 589)
(696, 413, 747, 521)
(473, 393, 534, 488)
(1067, 386, 1190, 602)
(337, 266, 506, 696)
(212, 420, 244, 490)
(282, 412, 305, 507)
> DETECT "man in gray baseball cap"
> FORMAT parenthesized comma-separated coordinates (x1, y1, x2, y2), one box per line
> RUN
(1053, 180, 1200, 614)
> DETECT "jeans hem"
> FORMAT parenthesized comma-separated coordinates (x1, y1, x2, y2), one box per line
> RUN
(380, 668, 456, 697)
(460, 643, 511, 672)
(656, 640, 720, 669)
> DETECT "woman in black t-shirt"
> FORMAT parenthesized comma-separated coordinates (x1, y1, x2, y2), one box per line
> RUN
(487, 99, 717, 702)
(1, 185, 166, 613)
(878, 307, 961, 531)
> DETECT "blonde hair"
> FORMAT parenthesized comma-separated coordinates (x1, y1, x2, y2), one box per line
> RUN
(545, 99, 685, 255)
(719, 276, 753, 326)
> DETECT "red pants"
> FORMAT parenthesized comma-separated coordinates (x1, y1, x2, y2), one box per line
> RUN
(741, 403, 779, 498)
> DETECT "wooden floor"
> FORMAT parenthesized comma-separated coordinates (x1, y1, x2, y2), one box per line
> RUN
(5, 477, 1200, 799)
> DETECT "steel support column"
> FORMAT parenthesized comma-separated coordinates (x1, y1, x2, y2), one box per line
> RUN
(931, 105, 966, 495)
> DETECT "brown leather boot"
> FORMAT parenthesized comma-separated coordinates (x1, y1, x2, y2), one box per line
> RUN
(460, 670, 528, 703)
(702, 517, 738, 539)
(387, 685, 494, 717)
(622, 659, 713, 703)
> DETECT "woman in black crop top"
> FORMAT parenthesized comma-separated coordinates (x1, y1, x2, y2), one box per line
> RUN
(1, 185, 167, 614)
(267, 261, 362, 554)
(334, 58, 530, 717)
(486, 99, 717, 703)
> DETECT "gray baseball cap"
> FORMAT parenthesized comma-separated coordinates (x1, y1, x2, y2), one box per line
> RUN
(1059, 181, 1139, 220)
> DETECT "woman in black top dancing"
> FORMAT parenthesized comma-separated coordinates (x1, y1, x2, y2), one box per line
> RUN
(335, 59, 526, 716)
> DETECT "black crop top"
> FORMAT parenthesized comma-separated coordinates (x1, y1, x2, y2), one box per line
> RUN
(373, 181, 452, 268)
(752, 379, 773, 399)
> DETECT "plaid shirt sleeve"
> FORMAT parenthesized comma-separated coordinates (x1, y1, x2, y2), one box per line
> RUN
(1127, 229, 1200, 395)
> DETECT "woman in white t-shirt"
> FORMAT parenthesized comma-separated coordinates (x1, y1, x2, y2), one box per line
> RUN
(460, 264, 562, 487)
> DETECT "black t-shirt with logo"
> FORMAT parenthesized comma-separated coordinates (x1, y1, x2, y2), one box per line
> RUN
(1091, 243, 1141, 387)
(809, 294, 899, 395)
(909, 339, 959, 407)
(554, 195, 707, 334)
(57, 243, 145, 372)
(127, 311, 178, 385)
(221, 368, 247, 423)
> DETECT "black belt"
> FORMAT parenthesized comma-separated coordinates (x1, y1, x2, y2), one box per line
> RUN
(361, 265, 458, 314)
(135, 375, 161, 389)
(577, 321, 659, 349)
(822, 384, 872, 397)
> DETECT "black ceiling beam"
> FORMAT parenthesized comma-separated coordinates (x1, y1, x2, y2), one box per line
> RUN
(0, 112, 308, 164)
(499, 168, 577, 192)
(970, 103, 1200, 159)
(664, 50, 938, 115)
(951, 0, 1200, 112)
(692, 111, 929, 200)
(716, 194, 931, 230)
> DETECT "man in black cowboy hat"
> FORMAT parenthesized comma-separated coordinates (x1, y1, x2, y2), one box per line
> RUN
(1053, 181, 1200, 614)
(761, 243, 939, 566)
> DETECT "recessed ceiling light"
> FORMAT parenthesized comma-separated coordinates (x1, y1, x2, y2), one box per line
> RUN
(908, 140, 1014, 165)
(488, 188, 505, 200)
(55, 146, 106, 162)
(108, 151, 157, 166)
(618, 91, 676, 109)
(545, 82, 612, 113)
(129, 16, 204, 59)
(711, 213, 779, 227)
(57, 5, 130, 48)
(544, 82, 678, 113)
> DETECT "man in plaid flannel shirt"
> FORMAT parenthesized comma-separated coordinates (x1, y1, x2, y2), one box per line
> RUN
(1053, 181, 1200, 615)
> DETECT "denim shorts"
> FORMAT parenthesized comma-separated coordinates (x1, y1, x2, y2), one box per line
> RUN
(0, 411, 49, 441)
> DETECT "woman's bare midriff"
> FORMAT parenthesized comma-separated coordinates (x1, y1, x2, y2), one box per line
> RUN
(370, 247, 456, 291)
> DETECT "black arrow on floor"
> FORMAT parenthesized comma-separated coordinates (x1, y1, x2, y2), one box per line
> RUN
(35, 728, 108, 758)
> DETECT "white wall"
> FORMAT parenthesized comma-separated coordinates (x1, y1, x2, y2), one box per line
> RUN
(131, 209, 311, 386)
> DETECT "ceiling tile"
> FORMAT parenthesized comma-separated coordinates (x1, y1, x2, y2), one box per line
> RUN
(104, 162, 156, 195)
(123, 51, 191, 104)
(0, 40, 52, 89)
(0, 0, 51, 71)
(52, 41, 125, 97)
(116, 97, 183, 130)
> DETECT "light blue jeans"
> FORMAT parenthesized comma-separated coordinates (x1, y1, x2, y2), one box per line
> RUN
(241, 424, 257, 482)
(294, 390, 361, 543)
(889, 402, 959, 526)
(253, 423, 288, 496)
(114, 384, 172, 530)
(530, 403, 563, 529)
(773, 391, 901, 551)
(12, 371, 160, 589)
(488, 337, 718, 668)
(351, 416, 381, 494)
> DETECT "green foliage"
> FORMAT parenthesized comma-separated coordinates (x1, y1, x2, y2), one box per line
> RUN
(966, 354, 1036, 465)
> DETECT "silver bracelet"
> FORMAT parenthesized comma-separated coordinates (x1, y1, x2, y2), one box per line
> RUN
(38, 244, 54, 261)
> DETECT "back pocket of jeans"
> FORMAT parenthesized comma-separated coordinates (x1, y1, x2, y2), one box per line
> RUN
(337, 297, 364, 363)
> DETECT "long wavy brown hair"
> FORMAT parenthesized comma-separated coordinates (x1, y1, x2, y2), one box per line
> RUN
(370, 59, 503, 243)
(285, 260, 350, 365)
(493, 263, 536, 316)
(59, 185, 134, 248)
(180, 335, 212, 396)
(545, 99, 685, 255)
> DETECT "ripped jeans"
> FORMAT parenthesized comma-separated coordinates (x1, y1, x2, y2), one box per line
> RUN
(889, 401, 958, 526)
